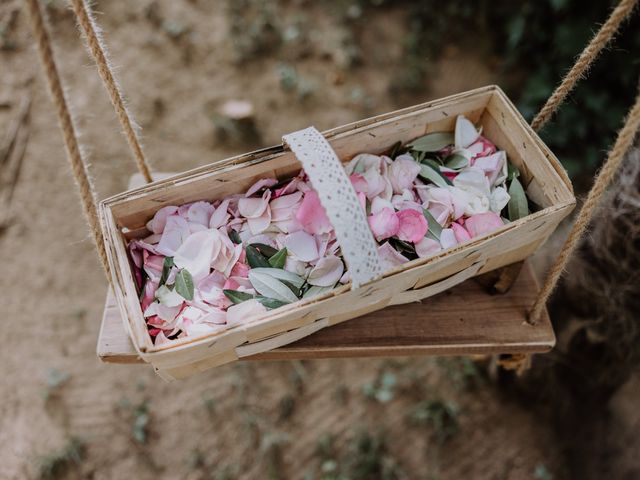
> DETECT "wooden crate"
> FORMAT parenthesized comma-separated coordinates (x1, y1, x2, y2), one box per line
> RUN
(99, 85, 575, 380)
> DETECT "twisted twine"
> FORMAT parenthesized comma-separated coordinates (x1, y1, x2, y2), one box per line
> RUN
(530, 0, 638, 132)
(529, 85, 640, 323)
(69, 0, 153, 183)
(23, 0, 111, 279)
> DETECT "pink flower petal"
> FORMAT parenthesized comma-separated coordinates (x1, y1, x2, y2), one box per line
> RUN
(467, 136, 496, 160)
(440, 228, 458, 249)
(473, 151, 506, 186)
(146, 206, 178, 234)
(295, 190, 332, 235)
(209, 199, 231, 229)
(396, 209, 428, 243)
(415, 237, 441, 258)
(246, 178, 278, 197)
(270, 191, 302, 211)
(464, 212, 504, 238)
(350, 173, 368, 194)
(187, 201, 215, 227)
(238, 190, 271, 218)
(284, 230, 319, 262)
(377, 242, 409, 270)
(226, 299, 268, 327)
(173, 230, 218, 281)
(388, 154, 421, 193)
(368, 207, 399, 241)
(156, 215, 190, 256)
(307, 255, 344, 287)
(451, 222, 471, 243)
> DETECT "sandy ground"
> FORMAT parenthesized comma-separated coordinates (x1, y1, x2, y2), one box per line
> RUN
(0, 1, 569, 478)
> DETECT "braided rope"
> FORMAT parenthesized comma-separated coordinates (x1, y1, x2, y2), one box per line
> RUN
(69, 0, 153, 183)
(530, 0, 638, 132)
(529, 85, 640, 324)
(23, 0, 111, 279)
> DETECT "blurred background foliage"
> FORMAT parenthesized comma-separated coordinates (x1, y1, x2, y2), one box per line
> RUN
(353, 0, 640, 189)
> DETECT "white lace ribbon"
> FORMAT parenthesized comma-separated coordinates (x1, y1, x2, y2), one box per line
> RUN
(283, 127, 383, 288)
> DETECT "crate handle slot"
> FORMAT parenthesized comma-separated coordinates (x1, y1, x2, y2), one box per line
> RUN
(388, 260, 486, 306)
(283, 126, 383, 289)
(235, 318, 330, 358)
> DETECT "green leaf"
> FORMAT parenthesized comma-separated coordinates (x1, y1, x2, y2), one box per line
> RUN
(249, 267, 305, 288)
(158, 256, 174, 287)
(422, 209, 443, 239)
(268, 247, 288, 269)
(408, 132, 454, 152)
(419, 163, 452, 187)
(388, 140, 403, 159)
(175, 269, 194, 300)
(245, 245, 271, 268)
(248, 271, 299, 303)
(444, 153, 468, 170)
(228, 229, 242, 244)
(255, 296, 289, 309)
(508, 177, 529, 221)
(303, 285, 334, 299)
(250, 243, 278, 258)
(507, 161, 521, 181)
(223, 289, 254, 304)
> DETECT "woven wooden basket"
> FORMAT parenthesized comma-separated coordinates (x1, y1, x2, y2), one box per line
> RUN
(99, 85, 575, 380)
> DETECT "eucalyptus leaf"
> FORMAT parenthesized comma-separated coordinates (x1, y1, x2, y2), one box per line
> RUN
(422, 209, 443, 238)
(388, 140, 403, 159)
(245, 245, 271, 268)
(422, 157, 443, 169)
(268, 247, 288, 269)
(158, 256, 174, 287)
(507, 161, 521, 181)
(255, 296, 289, 309)
(444, 153, 469, 170)
(303, 285, 335, 299)
(175, 269, 194, 301)
(508, 177, 529, 220)
(408, 132, 454, 152)
(248, 271, 299, 303)
(250, 243, 278, 258)
(419, 164, 452, 187)
(223, 289, 254, 304)
(228, 229, 242, 244)
(249, 267, 305, 288)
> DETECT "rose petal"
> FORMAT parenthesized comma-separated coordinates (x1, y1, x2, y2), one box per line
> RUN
(490, 186, 510, 213)
(396, 209, 428, 243)
(455, 115, 480, 150)
(156, 215, 191, 256)
(451, 222, 471, 243)
(146, 206, 178, 234)
(368, 207, 399, 241)
(415, 237, 441, 258)
(439, 228, 458, 249)
(209, 199, 231, 229)
(238, 190, 271, 218)
(295, 190, 332, 235)
(307, 255, 344, 287)
(226, 299, 268, 327)
(173, 230, 218, 281)
(246, 178, 277, 197)
(187, 201, 215, 227)
(388, 154, 421, 193)
(465, 212, 504, 238)
(378, 242, 409, 270)
(284, 231, 319, 262)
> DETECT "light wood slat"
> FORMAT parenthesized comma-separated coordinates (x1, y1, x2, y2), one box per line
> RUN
(97, 261, 554, 364)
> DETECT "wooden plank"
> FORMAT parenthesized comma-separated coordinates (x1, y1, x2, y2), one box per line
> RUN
(97, 261, 554, 364)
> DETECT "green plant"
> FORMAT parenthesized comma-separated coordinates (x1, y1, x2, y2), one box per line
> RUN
(36, 437, 86, 480)
(362, 370, 398, 403)
(408, 399, 460, 443)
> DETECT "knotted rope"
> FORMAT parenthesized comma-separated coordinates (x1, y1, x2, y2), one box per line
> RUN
(528, 85, 640, 323)
(23, 0, 111, 279)
(69, 0, 153, 183)
(530, 0, 638, 131)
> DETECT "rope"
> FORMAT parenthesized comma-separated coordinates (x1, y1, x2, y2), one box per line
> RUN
(529, 85, 640, 324)
(530, 0, 638, 132)
(69, 0, 153, 183)
(23, 0, 111, 280)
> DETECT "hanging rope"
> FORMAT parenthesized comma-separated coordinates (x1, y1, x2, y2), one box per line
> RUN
(69, 0, 153, 183)
(530, 0, 638, 132)
(23, 0, 111, 279)
(529, 84, 640, 324)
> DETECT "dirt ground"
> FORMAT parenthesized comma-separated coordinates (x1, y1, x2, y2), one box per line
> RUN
(1, 1, 572, 479)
